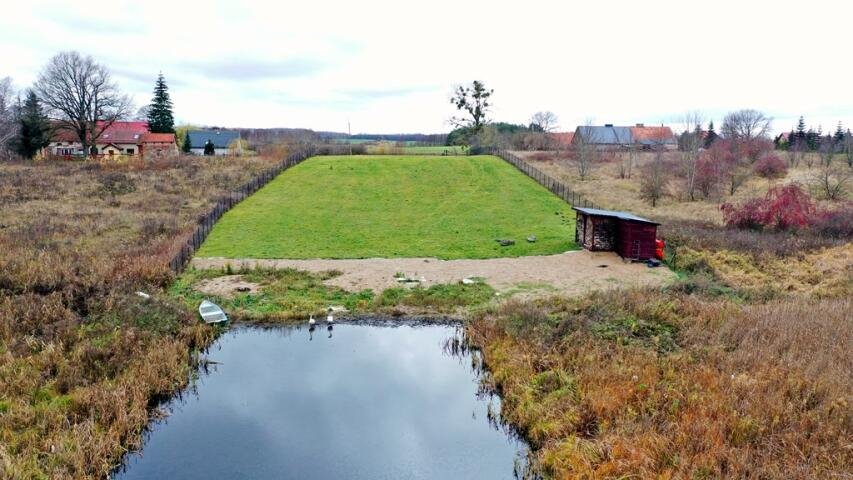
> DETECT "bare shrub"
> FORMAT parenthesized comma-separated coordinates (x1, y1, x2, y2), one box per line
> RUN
(811, 161, 851, 200)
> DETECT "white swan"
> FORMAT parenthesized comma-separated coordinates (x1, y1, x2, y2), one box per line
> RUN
(326, 313, 334, 324)
(308, 315, 316, 326)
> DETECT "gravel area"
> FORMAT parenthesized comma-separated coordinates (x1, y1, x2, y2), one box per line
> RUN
(192, 250, 674, 296)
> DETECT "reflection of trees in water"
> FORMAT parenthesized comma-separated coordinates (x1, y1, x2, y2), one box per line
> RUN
(443, 329, 543, 480)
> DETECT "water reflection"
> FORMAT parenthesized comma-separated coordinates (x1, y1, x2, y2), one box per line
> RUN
(114, 323, 533, 480)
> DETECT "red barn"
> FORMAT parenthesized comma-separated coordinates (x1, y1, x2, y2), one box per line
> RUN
(573, 207, 660, 260)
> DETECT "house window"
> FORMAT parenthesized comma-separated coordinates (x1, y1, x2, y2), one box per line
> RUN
(126, 148, 135, 154)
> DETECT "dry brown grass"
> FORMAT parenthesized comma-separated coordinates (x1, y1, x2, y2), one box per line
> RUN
(466, 152, 851, 478)
(0, 154, 282, 479)
(515, 150, 842, 225)
(468, 290, 852, 479)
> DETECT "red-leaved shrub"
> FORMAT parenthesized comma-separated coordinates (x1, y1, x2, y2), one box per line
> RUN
(753, 153, 787, 179)
(721, 184, 816, 231)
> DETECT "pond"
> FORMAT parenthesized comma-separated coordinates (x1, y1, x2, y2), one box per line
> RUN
(113, 321, 530, 479)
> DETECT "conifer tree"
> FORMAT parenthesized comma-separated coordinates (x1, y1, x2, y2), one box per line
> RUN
(146, 73, 175, 133)
(833, 122, 845, 143)
(12, 90, 51, 159)
(795, 116, 806, 138)
(704, 120, 718, 148)
(182, 130, 192, 153)
(203, 139, 215, 155)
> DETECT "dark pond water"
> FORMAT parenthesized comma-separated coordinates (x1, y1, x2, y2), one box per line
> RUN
(113, 322, 529, 480)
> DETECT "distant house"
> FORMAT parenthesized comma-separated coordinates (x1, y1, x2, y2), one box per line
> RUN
(187, 130, 240, 155)
(46, 121, 177, 158)
(97, 121, 149, 156)
(571, 123, 676, 149)
(551, 132, 575, 147)
(139, 133, 179, 159)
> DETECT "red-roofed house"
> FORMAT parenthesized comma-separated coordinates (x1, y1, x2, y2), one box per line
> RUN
(628, 124, 677, 149)
(46, 121, 177, 158)
(552, 132, 575, 147)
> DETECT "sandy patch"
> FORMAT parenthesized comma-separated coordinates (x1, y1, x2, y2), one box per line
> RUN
(192, 251, 674, 297)
(194, 275, 261, 298)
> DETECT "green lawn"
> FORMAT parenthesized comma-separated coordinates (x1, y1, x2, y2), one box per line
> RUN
(197, 155, 576, 259)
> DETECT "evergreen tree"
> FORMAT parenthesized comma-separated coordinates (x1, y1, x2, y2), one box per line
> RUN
(833, 122, 845, 143)
(146, 73, 175, 133)
(182, 130, 192, 153)
(12, 90, 51, 159)
(797, 115, 806, 143)
(704, 120, 718, 148)
(806, 128, 819, 151)
(203, 139, 215, 155)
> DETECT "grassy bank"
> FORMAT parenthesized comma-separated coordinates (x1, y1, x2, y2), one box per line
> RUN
(170, 267, 496, 320)
(197, 155, 576, 259)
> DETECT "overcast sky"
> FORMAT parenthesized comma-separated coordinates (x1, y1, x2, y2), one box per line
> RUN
(2, 0, 852, 135)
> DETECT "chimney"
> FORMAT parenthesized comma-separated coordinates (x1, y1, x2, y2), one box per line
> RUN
(636, 123, 644, 127)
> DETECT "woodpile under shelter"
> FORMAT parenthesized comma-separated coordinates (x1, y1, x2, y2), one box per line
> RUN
(573, 207, 660, 260)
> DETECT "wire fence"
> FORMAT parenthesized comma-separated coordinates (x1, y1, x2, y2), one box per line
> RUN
(167, 147, 315, 273)
(486, 147, 603, 210)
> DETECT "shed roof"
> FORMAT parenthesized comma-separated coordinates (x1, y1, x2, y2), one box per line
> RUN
(572, 206, 660, 225)
(188, 130, 239, 149)
(575, 125, 633, 145)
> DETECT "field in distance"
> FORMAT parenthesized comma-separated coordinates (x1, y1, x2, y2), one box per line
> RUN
(197, 155, 576, 259)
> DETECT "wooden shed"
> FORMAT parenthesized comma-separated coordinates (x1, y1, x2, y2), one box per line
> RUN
(573, 207, 660, 260)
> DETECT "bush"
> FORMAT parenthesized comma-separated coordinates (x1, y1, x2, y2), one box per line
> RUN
(753, 153, 787, 179)
(721, 184, 816, 231)
(98, 172, 136, 196)
(811, 203, 853, 238)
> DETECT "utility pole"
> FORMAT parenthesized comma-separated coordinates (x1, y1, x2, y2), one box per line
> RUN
(348, 120, 352, 155)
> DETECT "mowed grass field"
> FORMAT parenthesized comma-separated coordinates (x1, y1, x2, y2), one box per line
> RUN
(197, 155, 576, 259)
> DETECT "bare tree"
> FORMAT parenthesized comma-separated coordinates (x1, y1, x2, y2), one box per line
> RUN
(34, 52, 132, 157)
(529, 111, 559, 132)
(572, 123, 599, 180)
(678, 111, 704, 201)
(0, 76, 17, 160)
(617, 147, 636, 179)
(787, 138, 805, 168)
(639, 148, 669, 207)
(721, 109, 772, 141)
(819, 136, 836, 167)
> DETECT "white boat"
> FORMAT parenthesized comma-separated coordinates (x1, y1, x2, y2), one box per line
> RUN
(198, 300, 228, 324)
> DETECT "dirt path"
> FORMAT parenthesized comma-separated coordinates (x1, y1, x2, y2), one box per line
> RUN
(192, 251, 674, 297)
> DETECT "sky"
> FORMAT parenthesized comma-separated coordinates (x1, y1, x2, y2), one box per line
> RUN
(2, 0, 852, 135)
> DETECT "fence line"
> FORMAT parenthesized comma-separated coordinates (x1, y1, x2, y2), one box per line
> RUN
(485, 147, 602, 211)
(168, 147, 315, 273)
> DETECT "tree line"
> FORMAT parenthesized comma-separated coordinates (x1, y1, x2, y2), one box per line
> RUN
(0, 51, 176, 160)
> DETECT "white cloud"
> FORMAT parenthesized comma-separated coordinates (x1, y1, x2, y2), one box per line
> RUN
(2, 0, 852, 134)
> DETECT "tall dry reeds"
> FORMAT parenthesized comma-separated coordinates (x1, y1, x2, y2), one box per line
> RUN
(0, 154, 279, 478)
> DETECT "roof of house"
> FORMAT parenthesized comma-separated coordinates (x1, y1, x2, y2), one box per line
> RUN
(552, 132, 575, 145)
(188, 130, 239, 149)
(572, 206, 660, 225)
(50, 121, 150, 144)
(139, 133, 176, 144)
(630, 126, 676, 145)
(575, 125, 633, 145)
